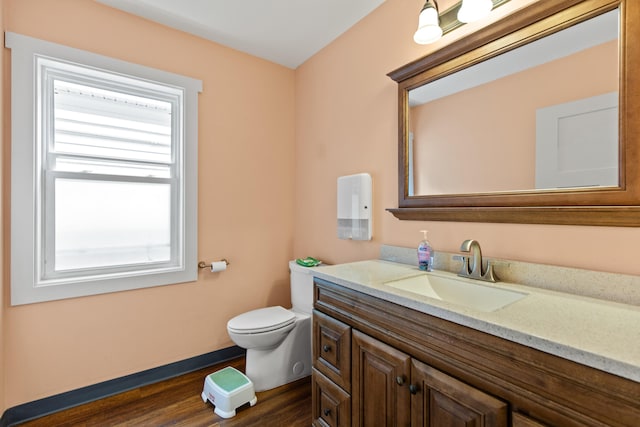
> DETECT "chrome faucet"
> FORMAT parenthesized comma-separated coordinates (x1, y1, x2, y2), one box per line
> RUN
(458, 239, 498, 283)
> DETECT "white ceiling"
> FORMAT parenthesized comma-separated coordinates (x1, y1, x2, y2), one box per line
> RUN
(96, 0, 386, 69)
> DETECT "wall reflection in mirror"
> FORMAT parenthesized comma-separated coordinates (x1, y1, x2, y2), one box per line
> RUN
(407, 9, 619, 196)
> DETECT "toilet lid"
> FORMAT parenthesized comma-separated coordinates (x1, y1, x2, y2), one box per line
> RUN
(227, 306, 296, 334)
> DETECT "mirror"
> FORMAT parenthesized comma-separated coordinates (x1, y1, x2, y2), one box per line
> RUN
(409, 10, 618, 195)
(388, 0, 640, 226)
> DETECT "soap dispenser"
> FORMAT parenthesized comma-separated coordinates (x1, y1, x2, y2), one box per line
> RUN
(417, 230, 434, 271)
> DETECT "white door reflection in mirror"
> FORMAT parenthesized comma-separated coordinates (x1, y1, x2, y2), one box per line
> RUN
(535, 92, 618, 189)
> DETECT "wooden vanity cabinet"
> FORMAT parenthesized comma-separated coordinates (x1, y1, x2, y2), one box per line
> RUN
(312, 278, 640, 427)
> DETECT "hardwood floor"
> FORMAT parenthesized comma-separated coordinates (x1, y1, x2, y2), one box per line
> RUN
(18, 358, 311, 427)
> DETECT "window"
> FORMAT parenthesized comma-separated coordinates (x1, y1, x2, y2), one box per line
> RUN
(6, 32, 202, 305)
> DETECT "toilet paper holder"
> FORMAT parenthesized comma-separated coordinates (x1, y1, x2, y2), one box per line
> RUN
(198, 259, 230, 269)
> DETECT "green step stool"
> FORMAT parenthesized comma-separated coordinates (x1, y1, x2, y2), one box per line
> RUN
(201, 366, 257, 418)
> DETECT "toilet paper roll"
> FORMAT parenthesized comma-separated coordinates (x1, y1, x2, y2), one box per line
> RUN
(210, 261, 228, 273)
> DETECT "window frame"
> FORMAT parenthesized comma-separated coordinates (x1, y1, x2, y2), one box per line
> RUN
(6, 32, 202, 305)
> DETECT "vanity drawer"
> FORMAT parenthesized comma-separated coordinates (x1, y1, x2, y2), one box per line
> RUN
(313, 309, 351, 391)
(312, 368, 351, 427)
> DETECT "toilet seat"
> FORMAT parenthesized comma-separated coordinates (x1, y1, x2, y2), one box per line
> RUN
(227, 306, 296, 335)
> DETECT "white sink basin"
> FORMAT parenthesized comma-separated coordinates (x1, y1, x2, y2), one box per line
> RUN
(383, 272, 527, 312)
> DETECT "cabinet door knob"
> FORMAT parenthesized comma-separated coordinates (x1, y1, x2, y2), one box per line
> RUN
(323, 344, 331, 352)
(396, 375, 405, 385)
(323, 408, 331, 416)
(409, 384, 419, 394)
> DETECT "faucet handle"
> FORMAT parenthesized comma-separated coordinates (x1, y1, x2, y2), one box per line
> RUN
(455, 255, 470, 276)
(481, 260, 499, 283)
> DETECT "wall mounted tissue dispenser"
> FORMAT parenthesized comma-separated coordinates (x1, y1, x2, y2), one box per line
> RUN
(337, 173, 372, 240)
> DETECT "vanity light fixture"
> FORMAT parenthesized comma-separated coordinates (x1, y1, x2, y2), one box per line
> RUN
(457, 0, 493, 23)
(413, 0, 443, 45)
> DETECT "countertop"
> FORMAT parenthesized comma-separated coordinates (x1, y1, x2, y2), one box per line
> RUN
(310, 260, 640, 383)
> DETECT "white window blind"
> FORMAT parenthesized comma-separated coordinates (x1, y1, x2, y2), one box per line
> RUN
(53, 79, 173, 163)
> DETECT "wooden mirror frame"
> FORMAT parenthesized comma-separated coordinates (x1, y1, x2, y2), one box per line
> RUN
(387, 0, 640, 226)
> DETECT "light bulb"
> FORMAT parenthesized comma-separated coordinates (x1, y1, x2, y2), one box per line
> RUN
(414, 3, 443, 44)
(457, 0, 493, 24)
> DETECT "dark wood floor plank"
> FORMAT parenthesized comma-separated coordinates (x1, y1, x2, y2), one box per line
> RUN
(18, 357, 311, 426)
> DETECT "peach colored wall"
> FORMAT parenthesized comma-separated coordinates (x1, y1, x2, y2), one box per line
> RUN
(2, 0, 295, 408)
(411, 40, 618, 194)
(294, 0, 640, 277)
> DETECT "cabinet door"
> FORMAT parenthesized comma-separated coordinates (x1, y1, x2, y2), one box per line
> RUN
(352, 330, 411, 427)
(313, 368, 352, 427)
(411, 359, 508, 427)
(314, 310, 352, 391)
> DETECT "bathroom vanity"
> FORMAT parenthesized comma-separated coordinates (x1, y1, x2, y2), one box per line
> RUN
(310, 260, 640, 427)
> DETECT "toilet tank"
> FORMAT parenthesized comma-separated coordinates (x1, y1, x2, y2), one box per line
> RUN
(289, 260, 315, 314)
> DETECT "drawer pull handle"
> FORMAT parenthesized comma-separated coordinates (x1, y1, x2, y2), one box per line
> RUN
(409, 384, 419, 395)
(323, 408, 331, 416)
(396, 376, 405, 385)
(323, 345, 331, 352)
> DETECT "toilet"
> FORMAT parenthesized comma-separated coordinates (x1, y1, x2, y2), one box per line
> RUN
(226, 260, 316, 392)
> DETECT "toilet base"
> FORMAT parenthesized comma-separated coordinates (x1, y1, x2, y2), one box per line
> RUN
(245, 313, 311, 392)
